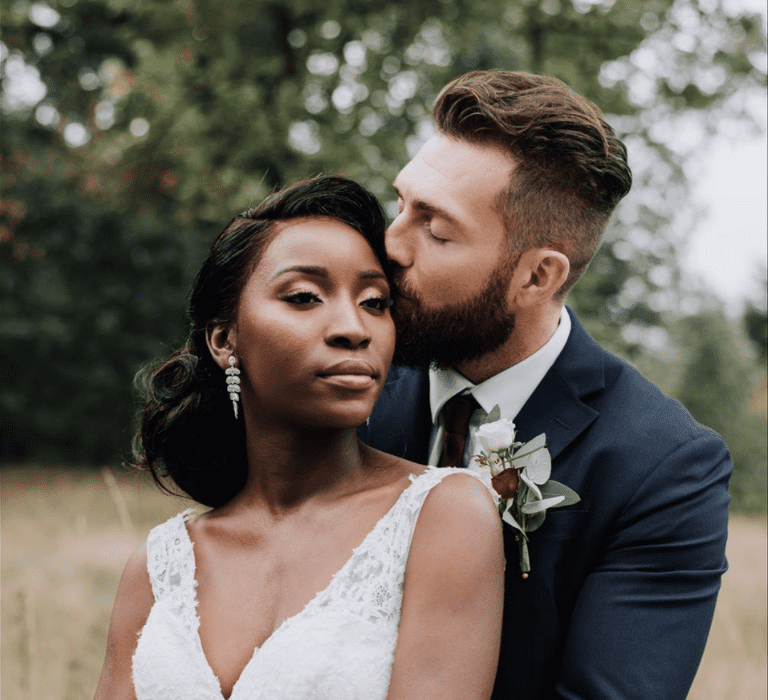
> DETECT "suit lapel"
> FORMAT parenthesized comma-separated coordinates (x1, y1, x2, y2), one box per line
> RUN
(513, 309, 604, 463)
(362, 365, 432, 462)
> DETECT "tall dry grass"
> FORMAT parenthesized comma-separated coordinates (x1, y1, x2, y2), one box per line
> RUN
(1, 464, 765, 699)
(1, 465, 183, 700)
(688, 515, 767, 699)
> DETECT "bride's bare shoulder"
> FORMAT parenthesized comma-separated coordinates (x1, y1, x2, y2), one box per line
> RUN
(420, 470, 500, 531)
(113, 542, 154, 627)
(93, 542, 153, 699)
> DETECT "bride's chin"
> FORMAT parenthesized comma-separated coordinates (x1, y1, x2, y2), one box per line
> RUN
(318, 395, 379, 425)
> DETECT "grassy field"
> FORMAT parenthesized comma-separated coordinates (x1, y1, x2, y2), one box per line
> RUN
(1, 464, 765, 699)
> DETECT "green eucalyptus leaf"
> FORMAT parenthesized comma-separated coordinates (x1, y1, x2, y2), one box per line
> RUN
(519, 434, 550, 483)
(485, 404, 501, 423)
(508, 434, 544, 467)
(519, 539, 531, 573)
(508, 451, 528, 470)
(524, 510, 547, 532)
(519, 470, 543, 500)
(523, 433, 547, 450)
(521, 433, 547, 453)
(502, 507, 525, 533)
(509, 448, 534, 471)
(540, 480, 581, 508)
(521, 495, 565, 513)
(527, 448, 552, 484)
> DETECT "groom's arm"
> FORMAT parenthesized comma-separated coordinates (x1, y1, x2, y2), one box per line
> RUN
(555, 433, 731, 699)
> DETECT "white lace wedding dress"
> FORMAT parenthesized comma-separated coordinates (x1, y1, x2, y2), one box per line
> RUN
(132, 466, 477, 700)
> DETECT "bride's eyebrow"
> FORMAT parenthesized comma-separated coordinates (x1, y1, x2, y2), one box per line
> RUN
(271, 266, 387, 282)
(271, 265, 327, 281)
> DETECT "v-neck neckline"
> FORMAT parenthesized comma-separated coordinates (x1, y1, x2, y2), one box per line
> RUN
(180, 468, 428, 700)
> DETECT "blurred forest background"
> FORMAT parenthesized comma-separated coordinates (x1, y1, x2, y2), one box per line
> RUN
(1, 0, 766, 511)
(1, 1, 766, 698)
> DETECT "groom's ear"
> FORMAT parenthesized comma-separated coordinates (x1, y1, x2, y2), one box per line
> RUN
(509, 248, 570, 308)
(206, 324, 236, 370)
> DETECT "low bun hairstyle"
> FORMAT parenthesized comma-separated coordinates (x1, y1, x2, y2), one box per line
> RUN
(131, 176, 388, 507)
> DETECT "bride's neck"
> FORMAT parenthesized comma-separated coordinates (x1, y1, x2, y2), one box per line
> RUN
(236, 424, 366, 513)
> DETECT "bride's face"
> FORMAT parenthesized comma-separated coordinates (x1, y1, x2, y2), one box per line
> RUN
(229, 217, 394, 429)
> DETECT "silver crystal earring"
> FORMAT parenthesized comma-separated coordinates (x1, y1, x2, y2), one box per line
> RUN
(226, 356, 241, 418)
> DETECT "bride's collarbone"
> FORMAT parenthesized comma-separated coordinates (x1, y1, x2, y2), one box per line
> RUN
(190, 495, 388, 626)
(191, 518, 338, 597)
(192, 471, 409, 566)
(189, 504, 387, 696)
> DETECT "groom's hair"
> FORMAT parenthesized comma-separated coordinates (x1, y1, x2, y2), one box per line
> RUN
(433, 71, 632, 295)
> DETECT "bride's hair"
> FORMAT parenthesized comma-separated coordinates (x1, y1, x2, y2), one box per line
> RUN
(130, 176, 388, 507)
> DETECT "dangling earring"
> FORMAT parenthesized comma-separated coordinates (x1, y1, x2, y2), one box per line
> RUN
(226, 356, 241, 418)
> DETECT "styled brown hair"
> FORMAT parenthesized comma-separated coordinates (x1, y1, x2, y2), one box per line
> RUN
(433, 71, 632, 294)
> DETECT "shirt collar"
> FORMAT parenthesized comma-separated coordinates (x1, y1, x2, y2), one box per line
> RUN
(429, 305, 571, 422)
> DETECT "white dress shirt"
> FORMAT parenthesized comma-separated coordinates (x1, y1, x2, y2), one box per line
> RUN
(427, 305, 571, 466)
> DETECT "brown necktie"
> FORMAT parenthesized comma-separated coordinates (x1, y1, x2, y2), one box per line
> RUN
(438, 394, 480, 468)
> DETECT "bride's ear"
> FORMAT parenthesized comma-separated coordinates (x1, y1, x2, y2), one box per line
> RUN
(206, 324, 235, 370)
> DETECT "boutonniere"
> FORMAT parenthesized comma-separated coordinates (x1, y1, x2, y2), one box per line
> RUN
(469, 406, 580, 578)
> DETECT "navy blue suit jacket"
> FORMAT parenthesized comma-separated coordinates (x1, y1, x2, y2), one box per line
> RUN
(359, 308, 731, 699)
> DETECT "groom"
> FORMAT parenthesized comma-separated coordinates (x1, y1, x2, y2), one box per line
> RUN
(359, 71, 731, 699)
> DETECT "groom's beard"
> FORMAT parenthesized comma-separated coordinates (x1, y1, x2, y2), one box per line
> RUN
(391, 259, 517, 369)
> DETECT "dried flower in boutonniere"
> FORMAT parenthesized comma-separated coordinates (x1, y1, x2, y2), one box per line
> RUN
(469, 406, 580, 578)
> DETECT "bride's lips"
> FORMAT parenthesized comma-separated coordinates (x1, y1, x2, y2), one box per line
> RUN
(317, 359, 379, 390)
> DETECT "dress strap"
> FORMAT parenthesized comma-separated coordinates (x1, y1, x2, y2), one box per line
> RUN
(405, 465, 479, 497)
(327, 466, 485, 626)
(145, 508, 199, 631)
(394, 466, 484, 552)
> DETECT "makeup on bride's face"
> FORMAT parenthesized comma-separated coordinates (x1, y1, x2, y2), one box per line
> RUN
(232, 217, 395, 429)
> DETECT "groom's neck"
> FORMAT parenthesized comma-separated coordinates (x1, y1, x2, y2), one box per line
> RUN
(453, 302, 563, 384)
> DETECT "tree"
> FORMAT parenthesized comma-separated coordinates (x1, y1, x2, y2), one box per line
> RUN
(1, 0, 766, 462)
(673, 307, 767, 513)
(743, 276, 767, 362)
(0, 178, 195, 462)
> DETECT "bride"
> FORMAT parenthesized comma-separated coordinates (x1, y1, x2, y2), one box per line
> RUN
(93, 175, 504, 700)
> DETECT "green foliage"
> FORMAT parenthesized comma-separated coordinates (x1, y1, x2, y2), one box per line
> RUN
(673, 309, 767, 514)
(1, 0, 765, 466)
(0, 177, 202, 462)
(742, 277, 767, 362)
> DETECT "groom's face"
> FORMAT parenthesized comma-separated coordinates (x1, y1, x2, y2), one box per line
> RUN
(386, 134, 519, 366)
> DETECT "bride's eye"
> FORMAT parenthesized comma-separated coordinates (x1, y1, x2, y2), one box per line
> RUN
(282, 291, 322, 305)
(361, 296, 393, 312)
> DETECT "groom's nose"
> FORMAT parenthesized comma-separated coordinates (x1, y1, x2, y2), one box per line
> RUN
(385, 215, 412, 268)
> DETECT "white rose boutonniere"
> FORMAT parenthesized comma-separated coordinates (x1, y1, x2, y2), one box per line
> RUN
(471, 406, 580, 578)
(475, 419, 516, 453)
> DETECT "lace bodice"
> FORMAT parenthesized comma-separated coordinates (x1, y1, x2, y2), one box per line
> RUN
(132, 466, 478, 700)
